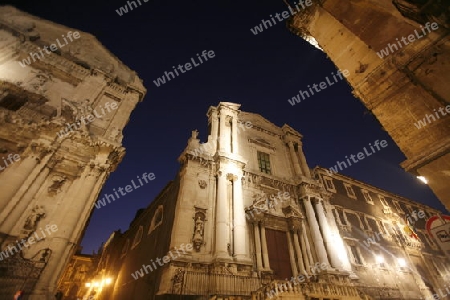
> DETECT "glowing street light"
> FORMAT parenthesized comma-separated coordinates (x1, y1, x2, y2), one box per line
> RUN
(85, 283, 91, 288)
(398, 258, 407, 267)
(375, 255, 384, 264)
(105, 278, 112, 285)
(417, 176, 428, 184)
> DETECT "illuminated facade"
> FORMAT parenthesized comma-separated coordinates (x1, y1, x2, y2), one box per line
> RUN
(56, 253, 97, 300)
(287, 0, 450, 210)
(0, 6, 145, 299)
(92, 102, 449, 300)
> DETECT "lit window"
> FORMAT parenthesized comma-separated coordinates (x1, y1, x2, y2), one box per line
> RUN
(379, 195, 389, 207)
(131, 226, 143, 249)
(362, 189, 373, 204)
(375, 253, 385, 267)
(344, 183, 356, 199)
(257, 151, 271, 175)
(350, 245, 362, 265)
(397, 258, 407, 268)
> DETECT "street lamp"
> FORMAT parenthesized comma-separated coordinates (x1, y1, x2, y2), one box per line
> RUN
(417, 176, 428, 184)
(375, 255, 384, 264)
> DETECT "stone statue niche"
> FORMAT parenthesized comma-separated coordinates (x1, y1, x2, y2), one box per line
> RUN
(192, 211, 206, 252)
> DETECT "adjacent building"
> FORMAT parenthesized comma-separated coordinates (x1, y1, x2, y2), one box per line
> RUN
(0, 6, 146, 299)
(91, 102, 449, 300)
(287, 0, 450, 210)
(56, 251, 98, 300)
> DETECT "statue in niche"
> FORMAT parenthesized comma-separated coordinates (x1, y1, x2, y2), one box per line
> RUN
(192, 215, 205, 251)
(24, 205, 45, 231)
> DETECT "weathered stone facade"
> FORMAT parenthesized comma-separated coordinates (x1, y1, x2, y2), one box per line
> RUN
(287, 0, 450, 210)
(91, 103, 448, 300)
(0, 6, 146, 299)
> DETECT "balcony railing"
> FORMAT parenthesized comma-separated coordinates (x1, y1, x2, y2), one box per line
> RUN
(252, 279, 372, 300)
(181, 271, 271, 296)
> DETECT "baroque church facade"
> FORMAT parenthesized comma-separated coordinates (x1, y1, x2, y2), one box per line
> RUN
(0, 6, 145, 299)
(90, 102, 449, 300)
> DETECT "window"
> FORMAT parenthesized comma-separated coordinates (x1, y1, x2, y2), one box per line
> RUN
(337, 209, 347, 225)
(131, 226, 143, 249)
(0, 93, 27, 111)
(323, 176, 336, 192)
(148, 205, 164, 235)
(343, 183, 356, 199)
(350, 245, 362, 265)
(393, 200, 402, 212)
(361, 189, 374, 204)
(379, 195, 389, 207)
(121, 239, 130, 257)
(257, 151, 271, 175)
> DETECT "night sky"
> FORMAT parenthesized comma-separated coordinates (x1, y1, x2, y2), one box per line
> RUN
(7, 0, 447, 254)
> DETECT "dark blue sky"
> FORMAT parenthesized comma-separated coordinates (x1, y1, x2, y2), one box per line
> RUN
(9, 0, 446, 254)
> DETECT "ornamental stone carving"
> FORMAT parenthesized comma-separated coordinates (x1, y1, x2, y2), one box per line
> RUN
(198, 179, 207, 189)
(48, 175, 67, 195)
(23, 205, 45, 231)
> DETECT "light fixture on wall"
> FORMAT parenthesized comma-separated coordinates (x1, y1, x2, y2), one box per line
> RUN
(417, 176, 428, 184)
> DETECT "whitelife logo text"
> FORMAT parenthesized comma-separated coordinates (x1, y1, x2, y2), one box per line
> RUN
(18, 31, 80, 67)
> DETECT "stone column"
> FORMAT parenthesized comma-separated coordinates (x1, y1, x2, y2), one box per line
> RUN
(34, 162, 102, 297)
(253, 222, 263, 270)
(303, 197, 329, 266)
(297, 142, 311, 177)
(215, 170, 229, 259)
(300, 229, 311, 272)
(260, 222, 270, 270)
(286, 231, 299, 277)
(0, 144, 51, 212)
(224, 116, 232, 153)
(313, 199, 340, 269)
(288, 141, 303, 176)
(232, 173, 247, 261)
(293, 230, 307, 274)
(219, 110, 227, 152)
(210, 109, 219, 141)
(303, 222, 317, 264)
(0, 164, 51, 233)
(326, 205, 352, 272)
(70, 166, 108, 243)
(232, 116, 238, 154)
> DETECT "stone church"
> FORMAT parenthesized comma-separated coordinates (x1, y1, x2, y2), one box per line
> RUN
(0, 5, 145, 299)
(90, 102, 449, 300)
